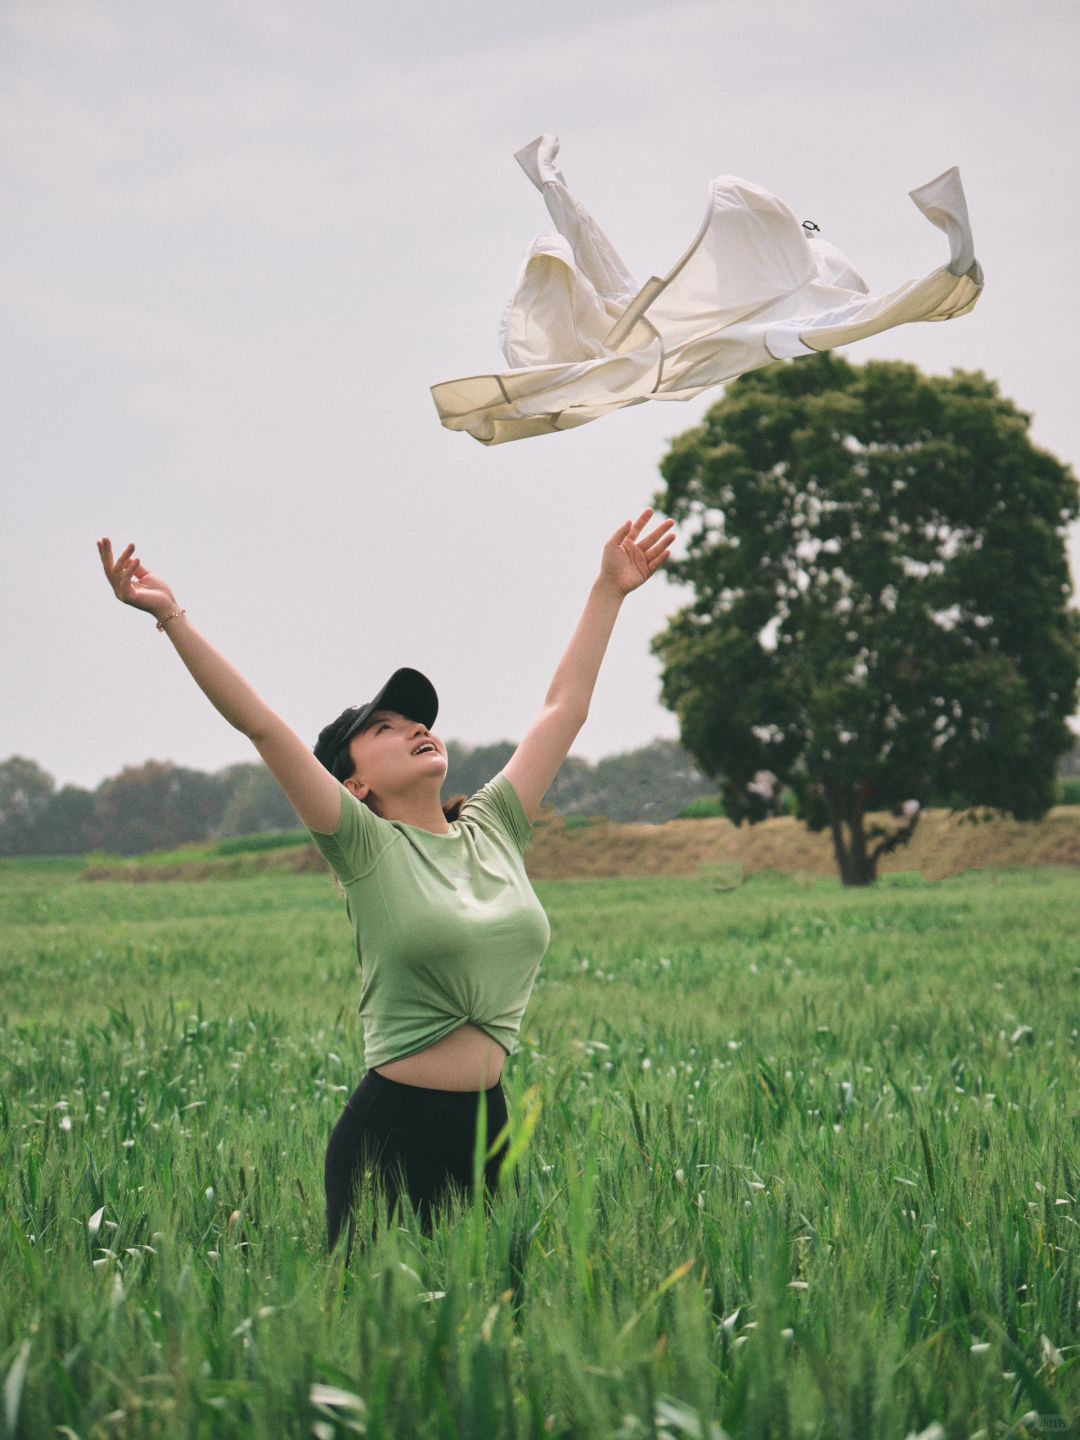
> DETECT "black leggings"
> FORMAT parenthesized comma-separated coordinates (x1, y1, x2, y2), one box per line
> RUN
(324, 1069, 510, 1252)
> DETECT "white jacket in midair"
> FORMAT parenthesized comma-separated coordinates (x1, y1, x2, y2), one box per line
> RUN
(431, 136, 983, 446)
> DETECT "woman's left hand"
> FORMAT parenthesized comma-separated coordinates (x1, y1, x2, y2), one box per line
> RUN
(599, 507, 675, 596)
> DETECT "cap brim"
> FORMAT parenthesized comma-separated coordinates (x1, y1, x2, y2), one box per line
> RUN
(340, 667, 439, 749)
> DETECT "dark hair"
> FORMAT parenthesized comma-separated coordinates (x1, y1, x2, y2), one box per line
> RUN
(314, 707, 368, 783)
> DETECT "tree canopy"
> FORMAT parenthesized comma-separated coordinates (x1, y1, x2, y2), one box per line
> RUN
(0, 739, 716, 857)
(651, 353, 1080, 884)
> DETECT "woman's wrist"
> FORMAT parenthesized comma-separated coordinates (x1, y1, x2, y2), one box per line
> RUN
(591, 574, 626, 605)
(154, 605, 187, 632)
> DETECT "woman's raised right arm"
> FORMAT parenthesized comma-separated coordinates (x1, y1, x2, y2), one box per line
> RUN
(97, 538, 342, 834)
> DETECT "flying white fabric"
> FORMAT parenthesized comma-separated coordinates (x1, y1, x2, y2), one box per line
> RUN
(431, 136, 983, 446)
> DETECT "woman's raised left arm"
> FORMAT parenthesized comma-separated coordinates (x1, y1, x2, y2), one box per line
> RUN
(502, 507, 674, 821)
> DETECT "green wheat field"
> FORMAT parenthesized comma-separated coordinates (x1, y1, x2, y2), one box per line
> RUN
(2, 857, 1078, 1438)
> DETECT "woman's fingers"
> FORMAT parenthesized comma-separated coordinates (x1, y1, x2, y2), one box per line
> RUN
(99, 539, 126, 591)
(98, 537, 160, 609)
(604, 510, 675, 590)
(613, 510, 673, 544)
(639, 519, 675, 553)
(107, 542, 134, 584)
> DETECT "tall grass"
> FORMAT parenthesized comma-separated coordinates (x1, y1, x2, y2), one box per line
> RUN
(1, 862, 1077, 1436)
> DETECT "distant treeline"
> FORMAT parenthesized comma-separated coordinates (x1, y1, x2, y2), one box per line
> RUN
(0, 739, 719, 858)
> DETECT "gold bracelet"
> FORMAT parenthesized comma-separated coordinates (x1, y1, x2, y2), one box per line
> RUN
(155, 608, 187, 632)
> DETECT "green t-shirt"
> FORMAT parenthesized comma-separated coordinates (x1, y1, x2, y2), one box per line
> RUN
(308, 771, 551, 1069)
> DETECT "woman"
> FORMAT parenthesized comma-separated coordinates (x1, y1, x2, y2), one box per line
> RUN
(96, 507, 675, 1249)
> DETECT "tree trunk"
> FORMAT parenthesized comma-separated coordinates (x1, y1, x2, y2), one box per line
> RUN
(827, 807, 848, 880)
(840, 834, 876, 886)
(826, 786, 923, 885)
(826, 787, 877, 886)
(847, 795, 874, 885)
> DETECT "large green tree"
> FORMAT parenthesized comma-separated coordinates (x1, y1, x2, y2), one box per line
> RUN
(652, 354, 1080, 885)
(90, 761, 233, 856)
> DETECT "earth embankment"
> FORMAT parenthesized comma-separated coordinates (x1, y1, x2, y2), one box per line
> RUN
(79, 807, 1080, 882)
(523, 806, 1080, 880)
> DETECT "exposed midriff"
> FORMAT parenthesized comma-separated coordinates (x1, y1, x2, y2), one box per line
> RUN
(375, 1022, 507, 1091)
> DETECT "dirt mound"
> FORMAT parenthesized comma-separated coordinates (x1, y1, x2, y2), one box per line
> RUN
(522, 807, 1080, 881)
(82, 807, 1080, 883)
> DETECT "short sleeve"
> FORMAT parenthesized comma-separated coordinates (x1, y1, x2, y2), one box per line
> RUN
(461, 771, 533, 858)
(306, 781, 392, 884)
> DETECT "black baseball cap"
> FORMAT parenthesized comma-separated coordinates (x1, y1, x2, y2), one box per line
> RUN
(314, 667, 439, 780)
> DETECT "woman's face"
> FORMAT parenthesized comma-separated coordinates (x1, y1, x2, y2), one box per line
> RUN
(344, 709, 447, 802)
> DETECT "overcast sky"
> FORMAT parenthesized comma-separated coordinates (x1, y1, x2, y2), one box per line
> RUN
(3, 0, 1078, 790)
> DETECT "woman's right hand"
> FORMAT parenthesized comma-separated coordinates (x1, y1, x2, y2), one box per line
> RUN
(96, 536, 343, 833)
(97, 538, 178, 621)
